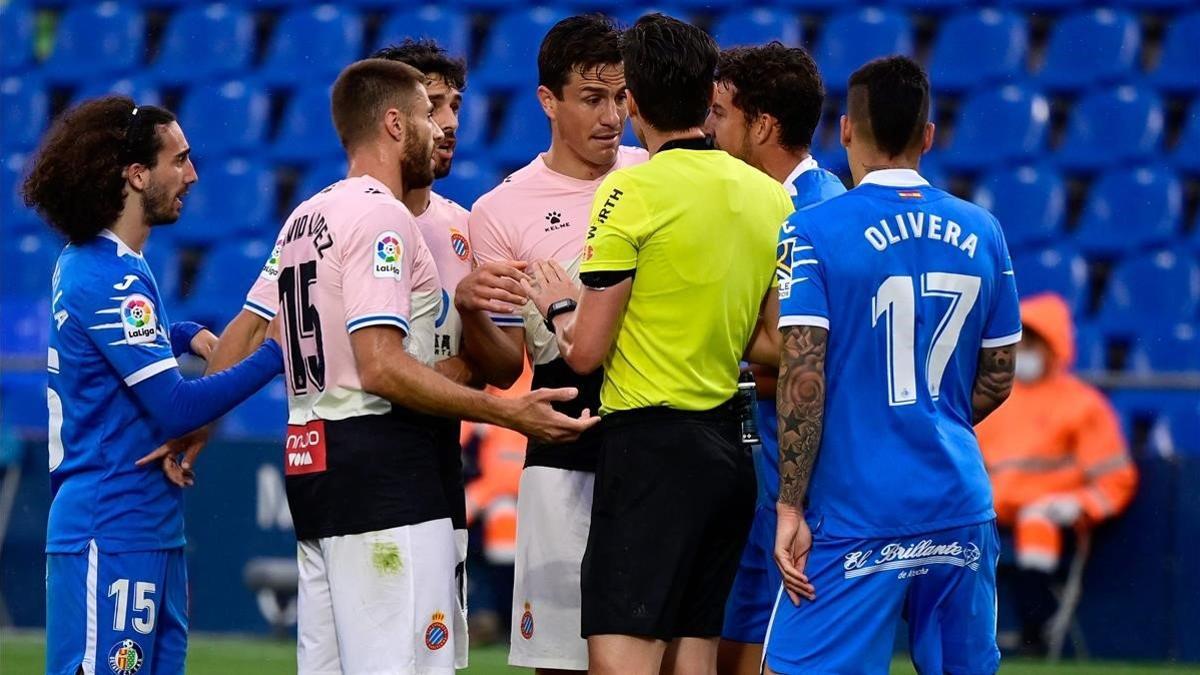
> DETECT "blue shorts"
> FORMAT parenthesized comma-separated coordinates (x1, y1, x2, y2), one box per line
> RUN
(721, 502, 781, 643)
(764, 519, 1000, 675)
(46, 543, 188, 675)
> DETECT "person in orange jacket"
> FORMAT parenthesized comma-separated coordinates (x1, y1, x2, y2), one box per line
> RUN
(976, 292, 1137, 653)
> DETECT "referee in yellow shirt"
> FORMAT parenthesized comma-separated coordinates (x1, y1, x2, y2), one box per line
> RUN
(524, 14, 794, 675)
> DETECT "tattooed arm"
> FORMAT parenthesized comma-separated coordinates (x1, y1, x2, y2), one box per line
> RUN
(776, 325, 828, 508)
(971, 345, 1015, 425)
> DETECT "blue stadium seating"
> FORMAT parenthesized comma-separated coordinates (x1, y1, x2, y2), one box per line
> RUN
(928, 9, 1026, 93)
(711, 8, 801, 48)
(817, 8, 913, 94)
(217, 376, 287, 441)
(295, 161, 348, 205)
(1151, 404, 1200, 457)
(1012, 244, 1090, 313)
(3, 233, 60, 299)
(1151, 11, 1200, 93)
(1075, 166, 1183, 256)
(973, 164, 1066, 250)
(259, 5, 363, 87)
(178, 80, 270, 157)
(1037, 8, 1140, 93)
(454, 94, 490, 157)
(0, 295, 50, 361)
(0, 2, 35, 72)
(436, 159, 500, 210)
(888, 0, 962, 13)
(1, 76, 48, 151)
(1129, 324, 1200, 374)
(42, 2, 145, 83)
(143, 238, 181, 305)
(493, 93, 551, 166)
(1172, 99, 1200, 176)
(943, 84, 1049, 172)
(270, 84, 343, 163)
(668, 0, 737, 8)
(772, 0, 847, 11)
(184, 239, 274, 328)
(375, 6, 470, 59)
(71, 76, 161, 108)
(473, 7, 570, 92)
(918, 152, 947, 187)
(0, 153, 37, 235)
(1058, 85, 1165, 172)
(1113, 0, 1198, 9)
(997, 0, 1083, 11)
(614, 6, 687, 28)
(150, 3, 255, 84)
(171, 159, 278, 245)
(1074, 323, 1107, 371)
(1096, 250, 1200, 335)
(0, 371, 48, 432)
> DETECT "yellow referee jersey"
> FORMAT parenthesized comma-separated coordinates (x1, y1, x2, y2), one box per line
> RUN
(579, 137, 794, 414)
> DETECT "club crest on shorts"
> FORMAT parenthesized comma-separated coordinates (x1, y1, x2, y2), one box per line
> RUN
(374, 231, 404, 279)
(520, 602, 535, 640)
(425, 611, 450, 650)
(120, 294, 157, 345)
(107, 638, 144, 674)
(449, 228, 471, 261)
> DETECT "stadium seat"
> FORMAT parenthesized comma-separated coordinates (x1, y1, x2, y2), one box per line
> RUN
(185, 239, 275, 328)
(295, 161, 348, 204)
(0, 371, 48, 432)
(150, 3, 256, 84)
(436, 159, 500, 210)
(887, 0, 963, 13)
(270, 85, 343, 163)
(942, 84, 1049, 172)
(1012, 245, 1090, 314)
(2, 232, 60, 299)
(0, 153, 39, 235)
(0, 2, 35, 72)
(556, 0, 626, 9)
(1151, 404, 1200, 457)
(772, 0, 854, 11)
(1129, 324, 1200, 374)
(667, 0, 738, 8)
(1057, 85, 1164, 172)
(614, 6, 688, 28)
(0, 76, 48, 152)
(71, 76, 161, 108)
(918, 152, 947, 187)
(493, 94, 551, 166)
(178, 80, 271, 157)
(171, 159, 278, 245)
(973, 164, 1065, 251)
(218, 376, 287, 441)
(1096, 249, 1200, 335)
(928, 9, 1027, 93)
(711, 8, 801, 48)
(42, 2, 146, 84)
(1074, 323, 1107, 372)
(0, 295, 50, 360)
(996, 0, 1083, 10)
(816, 8, 913, 94)
(1112, 0, 1196, 9)
(453, 94, 489, 157)
(259, 5, 363, 87)
(375, 6, 470, 59)
(1171, 99, 1200, 176)
(473, 7, 569, 92)
(1036, 9, 1140, 93)
(143, 238, 182, 305)
(1074, 166, 1182, 257)
(1150, 11, 1200, 93)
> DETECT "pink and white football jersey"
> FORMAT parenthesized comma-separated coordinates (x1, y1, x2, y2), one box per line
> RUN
(245, 175, 441, 424)
(414, 192, 472, 360)
(468, 146, 647, 366)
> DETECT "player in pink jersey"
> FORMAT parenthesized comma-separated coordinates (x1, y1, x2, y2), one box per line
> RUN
(456, 16, 647, 674)
(223, 60, 598, 673)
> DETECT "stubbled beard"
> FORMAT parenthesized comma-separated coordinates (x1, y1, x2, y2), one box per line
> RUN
(142, 180, 179, 226)
(403, 130, 435, 190)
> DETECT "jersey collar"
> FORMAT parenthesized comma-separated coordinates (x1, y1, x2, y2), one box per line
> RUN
(655, 136, 713, 154)
(99, 229, 143, 258)
(858, 168, 929, 188)
(783, 156, 820, 197)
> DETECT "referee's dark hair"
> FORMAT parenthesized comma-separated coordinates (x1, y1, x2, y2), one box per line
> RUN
(846, 56, 931, 158)
(716, 42, 824, 152)
(371, 38, 467, 92)
(331, 58, 425, 152)
(538, 14, 622, 99)
(622, 13, 719, 132)
(22, 96, 175, 243)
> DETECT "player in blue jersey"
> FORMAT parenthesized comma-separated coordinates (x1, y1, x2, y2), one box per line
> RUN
(703, 42, 846, 675)
(21, 97, 285, 675)
(765, 57, 1019, 675)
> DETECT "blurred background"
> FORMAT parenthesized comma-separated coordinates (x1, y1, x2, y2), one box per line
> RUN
(0, 0, 1198, 671)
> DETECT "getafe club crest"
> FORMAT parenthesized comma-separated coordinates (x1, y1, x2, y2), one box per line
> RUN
(108, 638, 144, 674)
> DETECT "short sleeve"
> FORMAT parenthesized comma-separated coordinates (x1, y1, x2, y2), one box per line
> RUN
(777, 213, 829, 331)
(580, 172, 641, 279)
(467, 200, 523, 327)
(982, 222, 1022, 348)
(243, 237, 281, 320)
(341, 202, 416, 335)
(71, 271, 178, 387)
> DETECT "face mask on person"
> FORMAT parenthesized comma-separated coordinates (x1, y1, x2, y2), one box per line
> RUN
(1014, 348, 1046, 383)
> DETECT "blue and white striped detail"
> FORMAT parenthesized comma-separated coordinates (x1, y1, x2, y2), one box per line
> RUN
(346, 314, 410, 334)
(243, 300, 277, 321)
(489, 313, 524, 327)
(981, 329, 1022, 348)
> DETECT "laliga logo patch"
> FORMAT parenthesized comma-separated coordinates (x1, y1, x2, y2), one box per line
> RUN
(121, 295, 157, 345)
(425, 611, 450, 650)
(449, 228, 470, 262)
(108, 638, 144, 674)
(261, 237, 284, 281)
(374, 231, 403, 279)
(520, 602, 535, 640)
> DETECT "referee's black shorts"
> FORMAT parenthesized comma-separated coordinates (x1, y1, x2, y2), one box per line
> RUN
(580, 400, 756, 640)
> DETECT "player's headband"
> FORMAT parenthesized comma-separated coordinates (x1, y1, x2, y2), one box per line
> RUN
(122, 105, 143, 163)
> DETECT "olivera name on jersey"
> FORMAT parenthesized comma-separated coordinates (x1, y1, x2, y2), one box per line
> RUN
(863, 211, 982, 259)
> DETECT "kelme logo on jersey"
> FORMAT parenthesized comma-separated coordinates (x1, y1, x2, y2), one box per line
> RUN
(425, 611, 450, 650)
(107, 638, 144, 674)
(120, 295, 157, 345)
(260, 237, 284, 281)
(449, 228, 471, 261)
(374, 231, 403, 279)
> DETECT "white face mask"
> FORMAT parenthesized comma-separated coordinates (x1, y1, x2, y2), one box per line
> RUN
(1015, 348, 1046, 383)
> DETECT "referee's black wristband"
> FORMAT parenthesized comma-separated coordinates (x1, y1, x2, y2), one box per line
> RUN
(580, 269, 635, 289)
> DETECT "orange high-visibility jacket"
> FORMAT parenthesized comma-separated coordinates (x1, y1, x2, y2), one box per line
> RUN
(976, 293, 1137, 527)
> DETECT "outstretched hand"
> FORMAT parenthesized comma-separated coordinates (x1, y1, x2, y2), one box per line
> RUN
(508, 386, 600, 443)
(136, 426, 211, 487)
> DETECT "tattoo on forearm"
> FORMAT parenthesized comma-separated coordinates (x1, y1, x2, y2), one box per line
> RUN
(777, 326, 828, 509)
(971, 346, 1015, 424)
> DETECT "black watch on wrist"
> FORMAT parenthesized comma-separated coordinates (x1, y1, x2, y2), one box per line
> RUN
(543, 298, 578, 334)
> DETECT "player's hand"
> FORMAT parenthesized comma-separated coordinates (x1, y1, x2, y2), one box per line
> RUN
(455, 261, 529, 315)
(775, 502, 816, 605)
(189, 328, 219, 361)
(505, 387, 601, 443)
(521, 260, 580, 318)
(136, 427, 211, 487)
(266, 315, 282, 344)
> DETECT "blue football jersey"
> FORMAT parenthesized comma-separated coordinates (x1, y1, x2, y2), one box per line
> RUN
(777, 169, 1021, 537)
(755, 159, 846, 506)
(47, 232, 185, 553)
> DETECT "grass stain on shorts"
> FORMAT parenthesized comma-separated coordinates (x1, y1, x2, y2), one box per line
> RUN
(371, 541, 403, 575)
